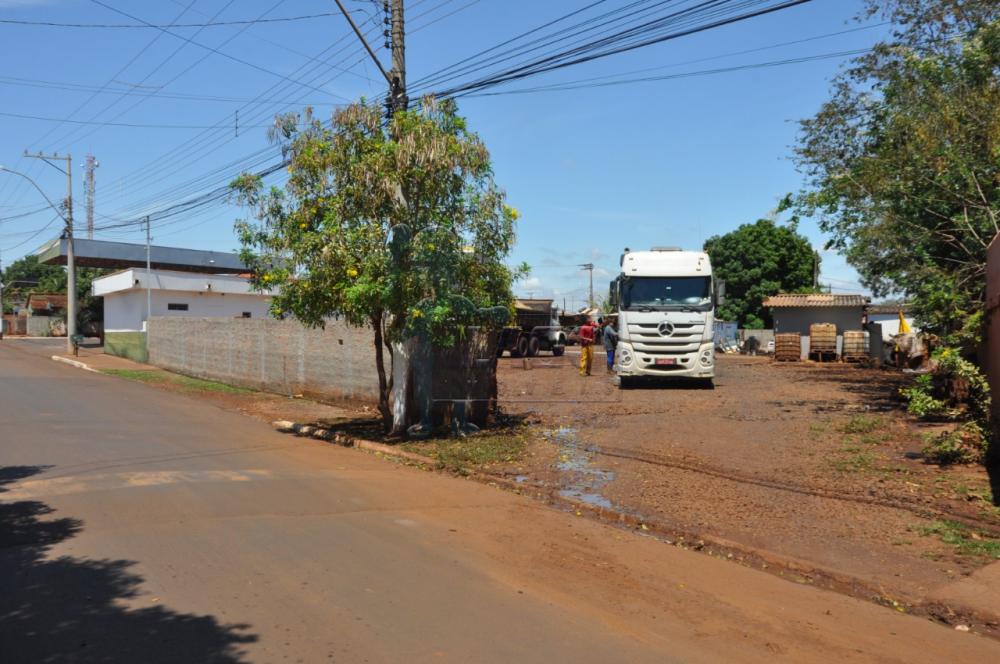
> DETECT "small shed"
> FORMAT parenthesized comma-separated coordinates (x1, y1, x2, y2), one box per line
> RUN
(764, 293, 869, 359)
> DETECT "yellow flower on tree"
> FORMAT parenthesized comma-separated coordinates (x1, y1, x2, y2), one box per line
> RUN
(346, 268, 359, 278)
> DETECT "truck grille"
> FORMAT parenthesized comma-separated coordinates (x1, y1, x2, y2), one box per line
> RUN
(627, 322, 704, 355)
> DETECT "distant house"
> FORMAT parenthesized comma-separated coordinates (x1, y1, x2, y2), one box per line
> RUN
(20, 293, 68, 336)
(92, 268, 273, 361)
(764, 293, 870, 358)
(866, 303, 918, 340)
(24, 293, 67, 317)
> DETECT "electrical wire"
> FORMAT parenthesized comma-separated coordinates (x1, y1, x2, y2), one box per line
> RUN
(0, 12, 344, 29)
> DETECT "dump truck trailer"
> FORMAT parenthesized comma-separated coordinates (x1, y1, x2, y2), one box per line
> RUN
(497, 299, 566, 357)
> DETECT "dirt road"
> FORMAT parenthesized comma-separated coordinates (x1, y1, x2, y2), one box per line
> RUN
(2, 342, 999, 662)
(496, 353, 1000, 622)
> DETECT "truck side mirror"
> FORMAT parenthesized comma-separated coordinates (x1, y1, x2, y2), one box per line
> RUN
(716, 279, 726, 306)
(608, 279, 619, 310)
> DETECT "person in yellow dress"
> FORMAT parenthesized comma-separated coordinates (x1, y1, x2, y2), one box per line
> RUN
(577, 319, 597, 376)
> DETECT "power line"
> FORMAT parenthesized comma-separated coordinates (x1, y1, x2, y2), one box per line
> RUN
(87, 0, 346, 100)
(0, 12, 345, 29)
(0, 109, 280, 129)
(462, 47, 872, 97)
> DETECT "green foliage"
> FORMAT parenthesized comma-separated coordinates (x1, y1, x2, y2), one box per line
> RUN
(901, 348, 992, 464)
(101, 369, 254, 394)
(917, 519, 1000, 559)
(703, 211, 816, 328)
(921, 422, 988, 465)
(0, 255, 106, 327)
(795, 3, 1000, 350)
(401, 430, 527, 475)
(840, 414, 881, 434)
(232, 98, 521, 429)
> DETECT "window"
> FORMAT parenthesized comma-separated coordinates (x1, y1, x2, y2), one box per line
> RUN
(621, 276, 712, 311)
(167, 303, 189, 311)
(242, 312, 251, 318)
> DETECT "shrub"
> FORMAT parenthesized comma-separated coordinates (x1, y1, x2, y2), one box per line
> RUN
(901, 348, 993, 465)
(921, 422, 988, 466)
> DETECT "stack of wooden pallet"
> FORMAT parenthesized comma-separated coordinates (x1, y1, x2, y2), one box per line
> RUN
(809, 323, 838, 362)
(774, 333, 801, 361)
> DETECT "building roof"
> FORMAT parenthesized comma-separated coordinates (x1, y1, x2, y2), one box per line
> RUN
(92, 268, 274, 298)
(763, 293, 869, 308)
(35, 237, 248, 274)
(25, 293, 67, 313)
(867, 303, 912, 315)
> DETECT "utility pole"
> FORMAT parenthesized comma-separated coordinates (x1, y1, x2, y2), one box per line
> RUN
(84, 153, 98, 240)
(0, 248, 5, 340)
(579, 263, 595, 309)
(388, 0, 407, 116)
(145, 216, 152, 329)
(813, 250, 819, 291)
(25, 151, 75, 352)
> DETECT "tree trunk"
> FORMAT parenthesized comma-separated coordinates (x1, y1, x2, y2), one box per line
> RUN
(372, 313, 392, 431)
(389, 337, 413, 437)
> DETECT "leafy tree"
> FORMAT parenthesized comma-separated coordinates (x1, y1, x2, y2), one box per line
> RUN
(704, 211, 817, 328)
(1, 255, 106, 326)
(232, 98, 523, 434)
(795, 0, 1000, 350)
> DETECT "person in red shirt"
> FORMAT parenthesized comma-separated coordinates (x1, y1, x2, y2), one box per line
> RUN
(578, 318, 598, 376)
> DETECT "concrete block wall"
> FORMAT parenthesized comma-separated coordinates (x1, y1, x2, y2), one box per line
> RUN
(147, 317, 379, 402)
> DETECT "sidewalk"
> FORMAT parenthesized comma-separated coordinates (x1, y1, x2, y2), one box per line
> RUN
(53, 345, 162, 373)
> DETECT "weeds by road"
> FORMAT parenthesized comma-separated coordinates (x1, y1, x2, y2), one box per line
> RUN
(101, 369, 253, 394)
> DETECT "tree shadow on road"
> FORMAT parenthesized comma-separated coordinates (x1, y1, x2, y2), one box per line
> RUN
(0, 466, 257, 663)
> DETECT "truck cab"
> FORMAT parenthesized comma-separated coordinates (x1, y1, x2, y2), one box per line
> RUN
(610, 248, 720, 386)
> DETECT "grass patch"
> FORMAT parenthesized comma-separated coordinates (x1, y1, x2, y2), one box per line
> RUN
(917, 520, 1000, 559)
(832, 450, 876, 473)
(101, 369, 252, 394)
(808, 421, 828, 435)
(102, 369, 166, 383)
(840, 414, 882, 435)
(401, 430, 528, 475)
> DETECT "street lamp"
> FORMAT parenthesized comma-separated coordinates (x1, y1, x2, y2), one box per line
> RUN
(0, 164, 77, 352)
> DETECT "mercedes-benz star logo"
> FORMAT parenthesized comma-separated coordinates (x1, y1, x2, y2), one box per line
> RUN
(657, 321, 675, 337)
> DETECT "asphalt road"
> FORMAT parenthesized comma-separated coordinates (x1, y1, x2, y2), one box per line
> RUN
(1, 340, 998, 663)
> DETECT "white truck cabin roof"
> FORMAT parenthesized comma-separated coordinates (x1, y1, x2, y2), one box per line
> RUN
(620, 249, 712, 278)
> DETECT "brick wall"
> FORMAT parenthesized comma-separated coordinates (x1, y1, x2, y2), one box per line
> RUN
(147, 317, 379, 402)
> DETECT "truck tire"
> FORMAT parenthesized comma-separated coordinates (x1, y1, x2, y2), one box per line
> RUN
(512, 335, 529, 358)
(552, 345, 565, 357)
(527, 336, 540, 357)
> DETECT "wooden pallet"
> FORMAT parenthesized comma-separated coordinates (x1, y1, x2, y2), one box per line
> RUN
(809, 350, 839, 363)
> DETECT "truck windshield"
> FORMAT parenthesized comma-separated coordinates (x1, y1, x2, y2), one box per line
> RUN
(622, 276, 711, 310)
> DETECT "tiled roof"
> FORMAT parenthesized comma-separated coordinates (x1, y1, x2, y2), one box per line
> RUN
(763, 293, 869, 308)
(25, 293, 67, 312)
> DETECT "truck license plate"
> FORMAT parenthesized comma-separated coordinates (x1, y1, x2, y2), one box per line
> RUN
(655, 358, 676, 365)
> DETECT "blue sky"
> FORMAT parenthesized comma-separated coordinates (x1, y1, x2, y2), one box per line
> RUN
(0, 0, 888, 310)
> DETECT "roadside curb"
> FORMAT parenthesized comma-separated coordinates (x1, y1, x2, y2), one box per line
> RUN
(51, 355, 99, 373)
(270, 416, 1000, 637)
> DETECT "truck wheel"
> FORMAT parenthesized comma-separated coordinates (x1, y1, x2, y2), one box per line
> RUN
(513, 336, 528, 358)
(552, 345, 565, 357)
(527, 336, 540, 357)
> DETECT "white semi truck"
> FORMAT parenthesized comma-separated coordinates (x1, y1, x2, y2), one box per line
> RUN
(610, 247, 723, 387)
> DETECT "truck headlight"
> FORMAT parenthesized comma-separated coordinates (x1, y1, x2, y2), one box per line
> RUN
(618, 346, 633, 367)
(700, 348, 714, 365)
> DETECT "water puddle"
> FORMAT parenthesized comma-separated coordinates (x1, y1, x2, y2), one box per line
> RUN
(546, 426, 615, 509)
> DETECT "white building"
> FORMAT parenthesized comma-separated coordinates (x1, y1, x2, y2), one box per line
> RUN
(867, 304, 919, 340)
(93, 268, 273, 333)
